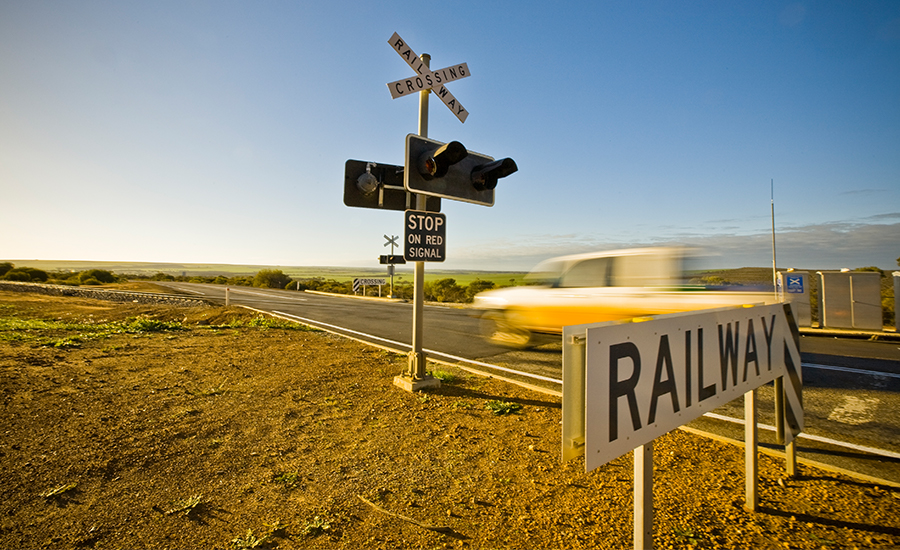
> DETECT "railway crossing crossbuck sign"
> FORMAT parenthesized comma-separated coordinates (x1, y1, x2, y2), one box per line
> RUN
(387, 32, 470, 123)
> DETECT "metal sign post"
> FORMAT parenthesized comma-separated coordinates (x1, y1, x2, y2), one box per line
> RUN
(387, 37, 442, 392)
(745, 389, 758, 512)
(407, 53, 434, 388)
(384, 235, 399, 297)
(377, 32, 498, 391)
(345, 32, 513, 391)
(634, 443, 653, 550)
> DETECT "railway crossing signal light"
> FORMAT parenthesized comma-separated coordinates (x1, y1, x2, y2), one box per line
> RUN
(343, 160, 441, 212)
(380, 255, 406, 264)
(417, 140, 468, 179)
(404, 134, 517, 207)
(471, 157, 518, 191)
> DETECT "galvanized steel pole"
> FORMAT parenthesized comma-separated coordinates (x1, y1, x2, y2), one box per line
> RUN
(771, 179, 777, 297)
(895, 272, 900, 332)
(410, 53, 430, 380)
(771, 179, 786, 447)
(744, 389, 759, 511)
(633, 443, 653, 550)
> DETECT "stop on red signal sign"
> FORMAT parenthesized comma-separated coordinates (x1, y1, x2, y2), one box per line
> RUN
(404, 210, 446, 262)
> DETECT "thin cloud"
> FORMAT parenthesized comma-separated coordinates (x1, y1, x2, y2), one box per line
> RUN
(839, 189, 888, 196)
(863, 212, 900, 221)
(448, 221, 900, 271)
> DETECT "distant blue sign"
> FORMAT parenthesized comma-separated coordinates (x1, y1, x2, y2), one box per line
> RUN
(786, 275, 805, 294)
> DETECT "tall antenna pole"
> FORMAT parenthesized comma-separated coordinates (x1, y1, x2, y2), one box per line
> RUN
(771, 178, 785, 450)
(771, 178, 777, 297)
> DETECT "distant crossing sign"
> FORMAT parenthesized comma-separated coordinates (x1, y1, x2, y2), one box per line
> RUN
(353, 278, 386, 293)
(387, 32, 470, 123)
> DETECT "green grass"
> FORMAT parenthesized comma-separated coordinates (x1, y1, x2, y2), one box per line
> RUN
(431, 369, 459, 383)
(0, 318, 96, 331)
(485, 400, 523, 416)
(0, 317, 127, 346)
(300, 515, 331, 537)
(212, 317, 320, 331)
(271, 471, 303, 488)
(229, 529, 271, 549)
(0, 310, 318, 348)
(672, 525, 702, 546)
(123, 317, 185, 333)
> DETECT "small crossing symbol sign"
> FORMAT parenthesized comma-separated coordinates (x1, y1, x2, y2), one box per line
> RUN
(786, 275, 804, 293)
(387, 32, 470, 123)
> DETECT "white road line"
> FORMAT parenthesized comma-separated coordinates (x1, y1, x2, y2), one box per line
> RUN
(167, 285, 205, 295)
(702, 412, 900, 459)
(163, 284, 307, 301)
(227, 288, 307, 301)
(804, 362, 900, 379)
(421, 349, 564, 384)
(273, 310, 410, 348)
(236, 289, 306, 302)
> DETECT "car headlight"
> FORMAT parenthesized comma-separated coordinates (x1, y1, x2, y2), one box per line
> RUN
(473, 295, 507, 308)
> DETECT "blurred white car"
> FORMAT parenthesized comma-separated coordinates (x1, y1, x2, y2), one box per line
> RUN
(473, 247, 779, 347)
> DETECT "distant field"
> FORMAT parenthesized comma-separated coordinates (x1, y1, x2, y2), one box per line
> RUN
(6, 259, 841, 288)
(4, 260, 270, 277)
(2, 260, 529, 287)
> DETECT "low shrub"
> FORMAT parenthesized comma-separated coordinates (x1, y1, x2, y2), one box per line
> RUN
(79, 269, 117, 284)
(253, 269, 292, 289)
(2, 267, 48, 282)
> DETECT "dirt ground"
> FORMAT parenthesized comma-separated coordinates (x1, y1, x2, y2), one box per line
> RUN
(1, 288, 899, 549)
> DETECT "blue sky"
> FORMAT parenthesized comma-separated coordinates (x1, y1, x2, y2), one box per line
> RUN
(2, 1, 898, 272)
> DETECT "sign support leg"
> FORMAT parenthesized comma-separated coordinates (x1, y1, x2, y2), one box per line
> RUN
(786, 440, 797, 477)
(389, 263, 395, 298)
(782, 378, 798, 476)
(744, 389, 758, 512)
(410, 250, 427, 378)
(775, 377, 785, 444)
(395, 52, 439, 393)
(634, 442, 653, 550)
(782, 302, 802, 477)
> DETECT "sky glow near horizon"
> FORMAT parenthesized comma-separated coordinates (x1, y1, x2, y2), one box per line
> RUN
(1, 1, 898, 272)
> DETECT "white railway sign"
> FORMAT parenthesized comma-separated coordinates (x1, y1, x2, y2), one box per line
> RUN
(564, 303, 802, 473)
(387, 32, 470, 123)
(387, 64, 470, 99)
(562, 303, 803, 547)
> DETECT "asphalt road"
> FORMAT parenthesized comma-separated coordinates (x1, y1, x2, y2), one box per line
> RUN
(160, 282, 900, 485)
